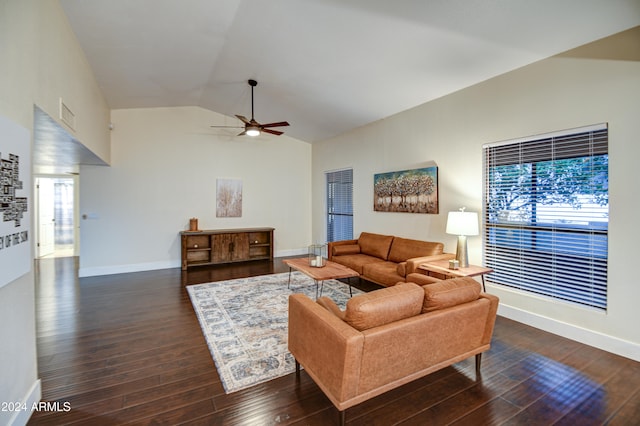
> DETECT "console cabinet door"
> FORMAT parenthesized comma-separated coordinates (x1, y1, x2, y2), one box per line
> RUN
(212, 234, 232, 263)
(212, 233, 250, 263)
(230, 233, 249, 261)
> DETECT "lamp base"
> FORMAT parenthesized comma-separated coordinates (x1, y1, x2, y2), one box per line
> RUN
(455, 235, 469, 268)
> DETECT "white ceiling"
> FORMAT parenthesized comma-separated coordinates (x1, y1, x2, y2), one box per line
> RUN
(57, 0, 639, 143)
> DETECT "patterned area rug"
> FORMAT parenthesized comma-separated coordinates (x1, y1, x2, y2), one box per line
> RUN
(187, 271, 360, 393)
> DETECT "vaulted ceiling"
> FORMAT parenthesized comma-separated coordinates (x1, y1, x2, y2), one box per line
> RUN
(58, 0, 639, 143)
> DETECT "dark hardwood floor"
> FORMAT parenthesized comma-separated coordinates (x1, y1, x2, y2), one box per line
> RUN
(29, 256, 640, 425)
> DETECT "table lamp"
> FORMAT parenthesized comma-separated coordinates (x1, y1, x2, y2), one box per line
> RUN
(446, 207, 479, 268)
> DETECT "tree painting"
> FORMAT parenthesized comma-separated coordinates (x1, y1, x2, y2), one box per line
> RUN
(216, 179, 242, 217)
(374, 166, 438, 213)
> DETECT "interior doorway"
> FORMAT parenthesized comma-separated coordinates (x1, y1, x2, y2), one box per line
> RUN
(35, 176, 77, 258)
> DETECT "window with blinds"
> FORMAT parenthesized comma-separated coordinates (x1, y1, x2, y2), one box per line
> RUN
(326, 169, 353, 242)
(483, 124, 608, 310)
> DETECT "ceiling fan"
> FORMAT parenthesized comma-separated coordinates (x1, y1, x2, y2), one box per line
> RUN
(211, 79, 289, 137)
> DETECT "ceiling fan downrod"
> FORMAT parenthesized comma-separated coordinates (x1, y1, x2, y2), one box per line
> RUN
(248, 79, 257, 120)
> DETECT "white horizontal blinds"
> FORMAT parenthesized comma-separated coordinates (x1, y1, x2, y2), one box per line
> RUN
(326, 169, 353, 242)
(483, 124, 608, 310)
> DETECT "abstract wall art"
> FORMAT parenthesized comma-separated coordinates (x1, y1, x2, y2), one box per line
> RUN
(216, 178, 242, 217)
(374, 166, 438, 214)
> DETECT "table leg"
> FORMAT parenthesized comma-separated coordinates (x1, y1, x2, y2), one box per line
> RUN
(481, 275, 486, 292)
(287, 267, 292, 289)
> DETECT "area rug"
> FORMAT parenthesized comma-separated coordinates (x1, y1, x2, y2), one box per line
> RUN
(186, 272, 361, 393)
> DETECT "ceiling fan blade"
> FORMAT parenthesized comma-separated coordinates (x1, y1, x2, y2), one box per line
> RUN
(235, 115, 251, 124)
(261, 121, 290, 128)
(237, 130, 248, 136)
(262, 128, 284, 136)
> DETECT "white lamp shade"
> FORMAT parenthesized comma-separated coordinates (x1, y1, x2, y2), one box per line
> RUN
(446, 211, 479, 236)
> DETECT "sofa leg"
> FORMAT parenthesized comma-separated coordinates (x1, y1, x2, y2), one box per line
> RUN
(338, 409, 345, 426)
(295, 360, 300, 375)
(475, 353, 482, 376)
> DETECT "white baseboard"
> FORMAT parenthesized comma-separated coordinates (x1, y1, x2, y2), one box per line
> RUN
(275, 248, 307, 257)
(9, 379, 41, 426)
(78, 250, 308, 278)
(78, 260, 180, 277)
(498, 304, 640, 362)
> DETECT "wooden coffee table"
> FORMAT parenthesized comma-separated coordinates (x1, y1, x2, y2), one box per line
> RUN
(283, 257, 359, 299)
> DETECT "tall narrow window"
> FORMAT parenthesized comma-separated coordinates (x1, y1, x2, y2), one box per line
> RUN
(326, 169, 353, 242)
(483, 124, 608, 310)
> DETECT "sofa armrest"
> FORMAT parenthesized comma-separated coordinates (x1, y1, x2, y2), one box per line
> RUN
(327, 239, 359, 260)
(479, 293, 500, 345)
(288, 294, 364, 405)
(406, 272, 441, 285)
(405, 253, 456, 275)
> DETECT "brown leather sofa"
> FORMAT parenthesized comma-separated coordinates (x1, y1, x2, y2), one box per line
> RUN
(327, 232, 455, 286)
(288, 277, 499, 425)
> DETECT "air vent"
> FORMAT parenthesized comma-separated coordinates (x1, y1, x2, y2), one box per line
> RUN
(59, 98, 76, 131)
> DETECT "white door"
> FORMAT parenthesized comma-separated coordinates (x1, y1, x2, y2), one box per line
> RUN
(37, 178, 55, 257)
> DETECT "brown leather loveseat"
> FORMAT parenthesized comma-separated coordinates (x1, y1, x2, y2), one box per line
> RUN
(327, 232, 455, 287)
(288, 277, 499, 425)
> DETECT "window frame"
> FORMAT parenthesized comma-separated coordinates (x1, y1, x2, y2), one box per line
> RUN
(482, 123, 608, 310)
(326, 168, 353, 243)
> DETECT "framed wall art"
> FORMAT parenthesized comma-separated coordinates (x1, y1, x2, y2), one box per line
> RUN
(216, 178, 242, 217)
(374, 166, 438, 214)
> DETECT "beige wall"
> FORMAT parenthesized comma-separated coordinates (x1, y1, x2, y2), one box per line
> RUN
(313, 27, 640, 361)
(0, 1, 110, 424)
(78, 106, 312, 276)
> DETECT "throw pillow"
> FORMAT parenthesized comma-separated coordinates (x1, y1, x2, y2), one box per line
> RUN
(332, 244, 361, 256)
(316, 297, 346, 320)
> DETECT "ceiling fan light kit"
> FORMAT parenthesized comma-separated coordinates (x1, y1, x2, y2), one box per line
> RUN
(211, 79, 289, 137)
(245, 126, 260, 137)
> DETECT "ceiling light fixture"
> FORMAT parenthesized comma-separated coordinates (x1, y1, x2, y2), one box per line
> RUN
(245, 125, 260, 137)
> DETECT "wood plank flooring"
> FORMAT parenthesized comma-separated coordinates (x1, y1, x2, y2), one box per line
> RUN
(29, 256, 640, 425)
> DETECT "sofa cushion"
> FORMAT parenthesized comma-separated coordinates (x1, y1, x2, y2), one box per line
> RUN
(422, 277, 481, 313)
(332, 244, 361, 256)
(388, 237, 444, 263)
(344, 283, 424, 331)
(362, 261, 404, 287)
(358, 232, 394, 260)
(332, 254, 386, 275)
